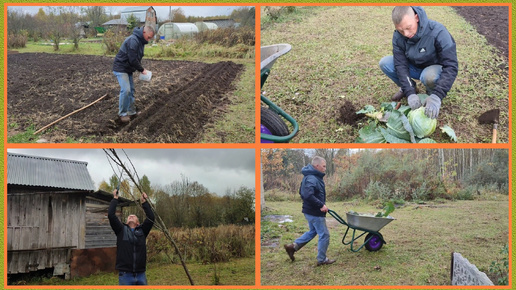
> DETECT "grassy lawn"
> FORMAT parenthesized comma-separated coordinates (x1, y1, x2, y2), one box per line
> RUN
(260, 6, 509, 143)
(12, 257, 255, 286)
(14, 40, 106, 55)
(261, 197, 509, 285)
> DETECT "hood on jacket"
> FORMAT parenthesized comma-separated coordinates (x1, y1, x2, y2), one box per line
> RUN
(409, 6, 429, 43)
(301, 164, 325, 178)
(132, 27, 148, 45)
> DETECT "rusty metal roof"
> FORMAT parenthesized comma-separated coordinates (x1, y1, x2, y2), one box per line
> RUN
(7, 152, 95, 191)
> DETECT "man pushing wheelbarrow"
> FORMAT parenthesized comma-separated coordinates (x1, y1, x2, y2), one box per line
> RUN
(284, 156, 336, 266)
(284, 157, 395, 265)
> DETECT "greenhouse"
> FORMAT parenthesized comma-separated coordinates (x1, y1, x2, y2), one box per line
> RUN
(195, 22, 218, 32)
(158, 22, 199, 40)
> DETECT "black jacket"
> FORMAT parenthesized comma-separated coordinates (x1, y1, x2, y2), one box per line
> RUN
(113, 27, 148, 74)
(392, 6, 458, 100)
(108, 198, 155, 273)
(299, 164, 326, 217)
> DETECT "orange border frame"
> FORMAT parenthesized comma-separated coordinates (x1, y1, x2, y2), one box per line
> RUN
(1, 2, 513, 290)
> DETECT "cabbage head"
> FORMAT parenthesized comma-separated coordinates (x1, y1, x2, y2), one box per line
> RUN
(408, 107, 437, 138)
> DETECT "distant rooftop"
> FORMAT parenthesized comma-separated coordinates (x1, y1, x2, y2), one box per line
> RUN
(102, 18, 129, 26)
(7, 152, 95, 191)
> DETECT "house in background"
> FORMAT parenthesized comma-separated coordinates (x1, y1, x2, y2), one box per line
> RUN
(121, 6, 157, 31)
(102, 18, 128, 30)
(7, 152, 133, 279)
(102, 6, 157, 32)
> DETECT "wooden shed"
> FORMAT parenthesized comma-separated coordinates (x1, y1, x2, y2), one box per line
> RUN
(7, 152, 132, 278)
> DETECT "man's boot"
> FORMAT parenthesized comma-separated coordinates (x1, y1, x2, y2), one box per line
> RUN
(391, 83, 419, 102)
(391, 88, 406, 102)
(317, 257, 337, 266)
(284, 242, 306, 262)
(284, 244, 296, 261)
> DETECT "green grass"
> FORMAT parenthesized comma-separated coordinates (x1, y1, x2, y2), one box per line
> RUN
(15, 39, 254, 60)
(261, 198, 509, 285)
(201, 61, 255, 143)
(7, 122, 40, 143)
(260, 6, 509, 143)
(15, 40, 106, 55)
(13, 257, 255, 286)
(7, 121, 98, 144)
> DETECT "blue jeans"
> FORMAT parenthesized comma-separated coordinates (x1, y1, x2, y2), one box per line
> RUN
(113, 71, 136, 117)
(118, 271, 147, 285)
(379, 55, 442, 94)
(294, 213, 330, 263)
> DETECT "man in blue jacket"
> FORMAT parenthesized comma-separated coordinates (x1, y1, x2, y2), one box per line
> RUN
(379, 6, 458, 119)
(113, 26, 155, 123)
(284, 156, 335, 266)
(108, 190, 155, 285)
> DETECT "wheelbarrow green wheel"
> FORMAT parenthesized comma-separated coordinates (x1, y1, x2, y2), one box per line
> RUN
(365, 233, 384, 251)
(261, 107, 289, 137)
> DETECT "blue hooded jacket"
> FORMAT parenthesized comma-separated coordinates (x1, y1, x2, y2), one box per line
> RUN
(299, 164, 326, 217)
(113, 27, 148, 74)
(392, 6, 458, 100)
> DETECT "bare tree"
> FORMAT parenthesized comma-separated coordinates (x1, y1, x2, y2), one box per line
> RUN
(83, 6, 107, 29)
(170, 8, 187, 22)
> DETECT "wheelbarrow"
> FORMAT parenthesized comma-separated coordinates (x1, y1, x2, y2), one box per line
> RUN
(261, 44, 299, 143)
(328, 209, 395, 252)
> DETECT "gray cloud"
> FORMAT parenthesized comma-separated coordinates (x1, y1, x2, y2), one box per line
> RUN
(7, 149, 255, 195)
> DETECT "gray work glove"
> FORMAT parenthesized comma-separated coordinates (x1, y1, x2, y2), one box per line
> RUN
(407, 94, 422, 110)
(424, 94, 441, 119)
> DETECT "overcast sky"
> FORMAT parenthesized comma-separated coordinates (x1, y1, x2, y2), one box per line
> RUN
(7, 5, 244, 20)
(7, 149, 255, 195)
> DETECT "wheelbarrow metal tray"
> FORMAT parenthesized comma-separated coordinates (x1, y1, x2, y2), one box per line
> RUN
(261, 44, 292, 72)
(346, 213, 395, 232)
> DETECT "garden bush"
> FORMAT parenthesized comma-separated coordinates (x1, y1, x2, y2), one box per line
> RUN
(8, 33, 27, 49)
(147, 224, 254, 264)
(103, 29, 128, 55)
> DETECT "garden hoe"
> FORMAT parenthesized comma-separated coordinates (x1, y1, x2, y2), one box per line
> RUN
(478, 109, 499, 143)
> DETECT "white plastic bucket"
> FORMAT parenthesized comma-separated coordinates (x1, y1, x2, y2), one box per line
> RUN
(139, 70, 152, 82)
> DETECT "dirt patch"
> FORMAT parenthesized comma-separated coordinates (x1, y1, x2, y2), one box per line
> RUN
(7, 53, 244, 143)
(337, 100, 363, 126)
(453, 6, 509, 59)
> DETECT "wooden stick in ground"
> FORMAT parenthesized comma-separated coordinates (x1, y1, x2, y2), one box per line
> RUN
(34, 93, 108, 135)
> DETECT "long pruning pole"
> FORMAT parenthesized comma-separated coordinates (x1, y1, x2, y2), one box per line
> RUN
(103, 149, 195, 285)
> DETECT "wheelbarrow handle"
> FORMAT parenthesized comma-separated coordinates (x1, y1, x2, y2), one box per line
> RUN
(328, 209, 348, 226)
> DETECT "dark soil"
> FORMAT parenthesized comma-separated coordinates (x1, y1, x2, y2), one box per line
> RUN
(453, 6, 509, 59)
(337, 100, 363, 125)
(7, 53, 243, 143)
